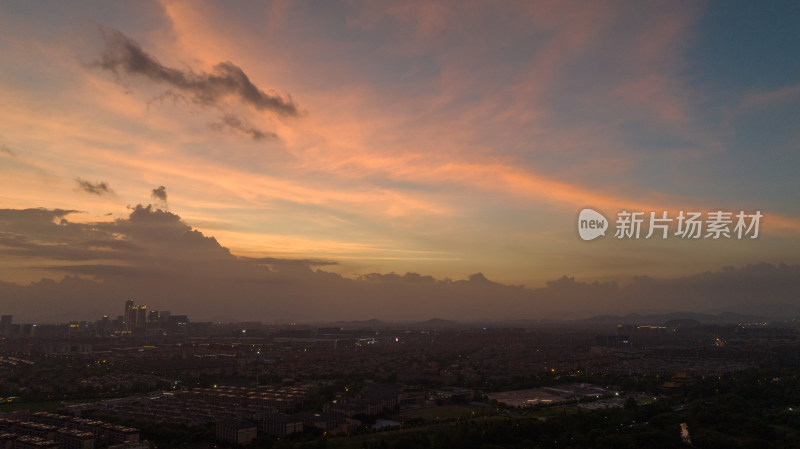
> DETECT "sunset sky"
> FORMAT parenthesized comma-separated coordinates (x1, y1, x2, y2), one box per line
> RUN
(1, 1, 799, 321)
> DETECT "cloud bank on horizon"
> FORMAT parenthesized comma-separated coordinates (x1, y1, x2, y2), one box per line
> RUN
(0, 204, 798, 323)
(0, 1, 799, 315)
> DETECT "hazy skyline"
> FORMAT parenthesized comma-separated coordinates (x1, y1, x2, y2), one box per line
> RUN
(1, 1, 799, 321)
(1, 203, 799, 323)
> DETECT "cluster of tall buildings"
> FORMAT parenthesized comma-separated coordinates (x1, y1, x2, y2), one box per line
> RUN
(121, 300, 178, 333)
(0, 300, 191, 339)
(122, 300, 147, 333)
(117, 300, 187, 335)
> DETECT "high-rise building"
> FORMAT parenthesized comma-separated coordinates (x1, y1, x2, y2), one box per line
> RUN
(123, 300, 148, 332)
(123, 300, 135, 332)
(135, 306, 147, 329)
(0, 315, 11, 336)
(97, 315, 111, 332)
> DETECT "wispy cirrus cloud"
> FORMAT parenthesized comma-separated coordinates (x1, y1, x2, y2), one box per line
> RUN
(1, 0, 798, 290)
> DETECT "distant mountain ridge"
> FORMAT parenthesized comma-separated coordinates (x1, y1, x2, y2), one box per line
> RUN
(304, 311, 789, 330)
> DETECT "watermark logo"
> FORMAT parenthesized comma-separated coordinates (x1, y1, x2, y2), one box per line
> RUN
(577, 208, 763, 241)
(578, 208, 609, 241)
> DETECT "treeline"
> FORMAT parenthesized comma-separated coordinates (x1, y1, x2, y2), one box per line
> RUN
(317, 367, 799, 449)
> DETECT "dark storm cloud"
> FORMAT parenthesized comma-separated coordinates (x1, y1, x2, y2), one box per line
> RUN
(0, 205, 238, 273)
(0, 208, 88, 260)
(0, 208, 139, 262)
(0, 208, 79, 233)
(51, 264, 165, 278)
(0, 208, 76, 221)
(150, 185, 167, 202)
(75, 178, 114, 195)
(0, 233, 40, 250)
(209, 114, 278, 141)
(94, 28, 300, 117)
